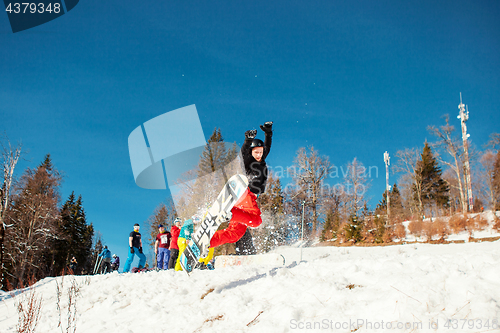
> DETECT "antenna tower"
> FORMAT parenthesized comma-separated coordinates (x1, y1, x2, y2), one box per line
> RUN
(457, 93, 473, 212)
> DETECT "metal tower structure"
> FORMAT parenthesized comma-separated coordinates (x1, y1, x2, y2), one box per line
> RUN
(384, 151, 390, 221)
(457, 93, 473, 212)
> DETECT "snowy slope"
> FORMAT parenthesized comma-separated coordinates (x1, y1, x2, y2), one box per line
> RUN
(1, 241, 500, 333)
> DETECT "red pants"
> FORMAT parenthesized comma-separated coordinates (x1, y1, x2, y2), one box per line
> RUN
(210, 189, 262, 248)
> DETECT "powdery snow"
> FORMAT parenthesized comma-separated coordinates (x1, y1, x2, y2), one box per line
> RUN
(1, 241, 500, 333)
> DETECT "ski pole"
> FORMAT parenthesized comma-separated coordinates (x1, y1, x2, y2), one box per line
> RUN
(97, 256, 103, 274)
(94, 256, 102, 275)
(93, 257, 99, 275)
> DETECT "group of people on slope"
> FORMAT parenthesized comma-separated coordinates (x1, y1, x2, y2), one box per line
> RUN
(68, 246, 120, 275)
(153, 218, 183, 270)
(97, 245, 120, 274)
(121, 219, 181, 272)
(124, 121, 273, 272)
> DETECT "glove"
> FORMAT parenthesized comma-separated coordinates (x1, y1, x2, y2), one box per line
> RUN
(130, 247, 134, 254)
(245, 129, 257, 139)
(220, 211, 232, 222)
(260, 121, 273, 133)
(139, 247, 143, 254)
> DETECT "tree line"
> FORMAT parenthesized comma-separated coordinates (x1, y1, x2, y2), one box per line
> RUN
(146, 121, 500, 253)
(1, 138, 99, 290)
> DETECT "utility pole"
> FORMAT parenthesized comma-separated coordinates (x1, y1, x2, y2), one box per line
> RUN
(300, 200, 305, 262)
(384, 151, 390, 223)
(457, 93, 473, 212)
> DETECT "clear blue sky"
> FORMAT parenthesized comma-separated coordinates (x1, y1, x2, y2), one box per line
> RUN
(2, 0, 499, 263)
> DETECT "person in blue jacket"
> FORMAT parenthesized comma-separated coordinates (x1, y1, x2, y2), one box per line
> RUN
(123, 223, 146, 273)
(98, 245, 112, 274)
(174, 217, 195, 271)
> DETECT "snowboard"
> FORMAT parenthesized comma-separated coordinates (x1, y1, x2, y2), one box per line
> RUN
(130, 267, 153, 273)
(179, 174, 249, 273)
(214, 253, 285, 268)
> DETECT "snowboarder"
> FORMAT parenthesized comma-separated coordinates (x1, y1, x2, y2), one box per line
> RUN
(123, 223, 146, 273)
(235, 229, 257, 255)
(98, 246, 112, 274)
(200, 121, 273, 265)
(168, 218, 182, 269)
(155, 224, 172, 269)
(111, 254, 120, 271)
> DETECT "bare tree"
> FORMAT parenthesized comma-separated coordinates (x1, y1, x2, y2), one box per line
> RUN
(342, 157, 371, 217)
(145, 201, 176, 252)
(320, 189, 343, 241)
(428, 116, 468, 214)
(6, 155, 61, 287)
(477, 150, 499, 210)
(442, 168, 461, 214)
(486, 133, 500, 151)
(289, 146, 332, 237)
(393, 148, 422, 217)
(1, 137, 22, 290)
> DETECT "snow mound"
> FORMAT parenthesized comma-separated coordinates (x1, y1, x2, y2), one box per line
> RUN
(1, 241, 500, 333)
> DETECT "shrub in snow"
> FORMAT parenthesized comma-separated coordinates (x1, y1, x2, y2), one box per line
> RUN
(449, 214, 468, 233)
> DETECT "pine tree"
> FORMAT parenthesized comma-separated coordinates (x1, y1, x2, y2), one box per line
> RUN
(53, 193, 94, 275)
(375, 191, 388, 215)
(254, 173, 287, 252)
(373, 215, 387, 243)
(198, 128, 238, 183)
(320, 194, 341, 242)
(375, 183, 405, 221)
(414, 143, 449, 215)
(175, 128, 238, 218)
(257, 173, 284, 215)
(53, 192, 76, 275)
(493, 150, 500, 210)
(343, 215, 363, 243)
(320, 216, 333, 242)
(389, 183, 406, 221)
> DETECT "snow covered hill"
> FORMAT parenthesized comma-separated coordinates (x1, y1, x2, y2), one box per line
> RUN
(1, 241, 500, 333)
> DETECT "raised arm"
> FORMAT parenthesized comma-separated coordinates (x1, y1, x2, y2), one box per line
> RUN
(260, 122, 273, 159)
(241, 130, 256, 155)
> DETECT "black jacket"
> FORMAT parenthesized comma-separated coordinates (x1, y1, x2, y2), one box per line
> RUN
(241, 131, 272, 195)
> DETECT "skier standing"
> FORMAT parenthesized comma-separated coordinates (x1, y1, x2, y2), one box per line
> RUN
(155, 224, 171, 269)
(201, 121, 273, 264)
(168, 218, 182, 269)
(98, 246, 112, 274)
(123, 223, 146, 273)
(69, 256, 78, 273)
